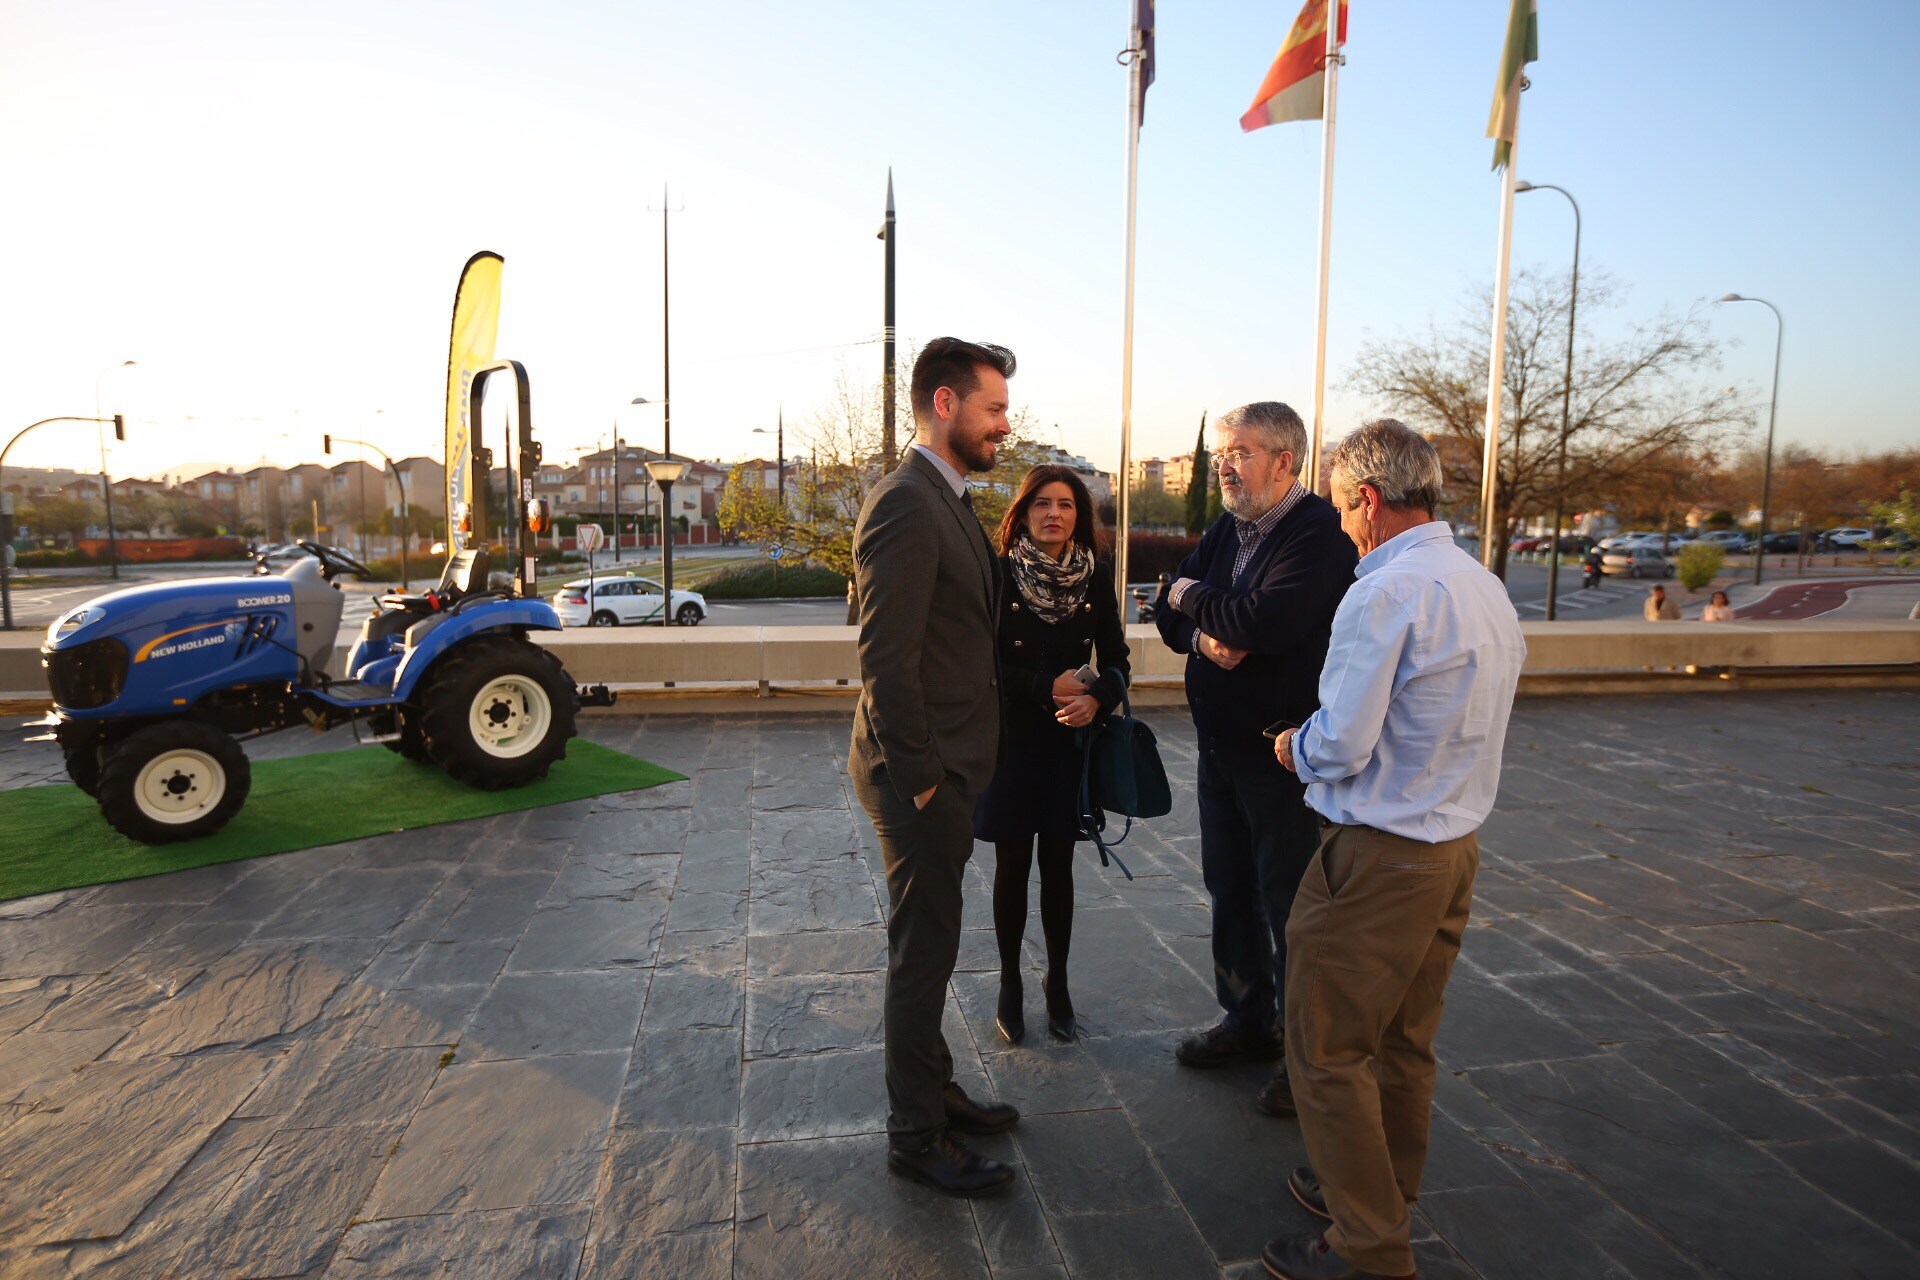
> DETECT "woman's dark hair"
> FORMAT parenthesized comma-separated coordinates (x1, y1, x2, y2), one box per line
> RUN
(911, 336, 1016, 424)
(1711, 590, 1730, 605)
(996, 465, 1100, 555)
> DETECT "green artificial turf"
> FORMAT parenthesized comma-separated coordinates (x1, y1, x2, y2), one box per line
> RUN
(0, 740, 685, 904)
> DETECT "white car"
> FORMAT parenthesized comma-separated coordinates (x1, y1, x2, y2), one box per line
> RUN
(553, 575, 707, 627)
(1821, 527, 1873, 549)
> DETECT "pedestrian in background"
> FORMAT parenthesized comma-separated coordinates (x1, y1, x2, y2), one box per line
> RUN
(1645, 584, 1680, 620)
(973, 464, 1129, 1045)
(1151, 401, 1354, 1116)
(1701, 589, 1735, 622)
(1267, 419, 1525, 1280)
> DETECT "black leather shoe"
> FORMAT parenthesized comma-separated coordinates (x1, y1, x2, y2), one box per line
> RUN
(943, 1081, 1020, 1135)
(1175, 1022, 1283, 1068)
(1256, 1065, 1298, 1118)
(1287, 1166, 1330, 1220)
(1261, 1231, 1412, 1279)
(887, 1132, 1015, 1198)
(1042, 973, 1076, 1041)
(996, 974, 1025, 1045)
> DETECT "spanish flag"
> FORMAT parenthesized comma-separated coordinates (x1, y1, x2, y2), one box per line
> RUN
(1240, 0, 1348, 132)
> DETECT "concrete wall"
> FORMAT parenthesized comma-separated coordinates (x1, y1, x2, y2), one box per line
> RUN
(6, 620, 1918, 709)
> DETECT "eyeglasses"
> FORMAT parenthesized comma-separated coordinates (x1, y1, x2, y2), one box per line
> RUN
(1209, 448, 1278, 473)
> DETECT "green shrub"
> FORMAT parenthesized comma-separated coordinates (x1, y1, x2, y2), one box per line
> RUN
(14, 548, 96, 568)
(1674, 541, 1724, 592)
(697, 562, 848, 599)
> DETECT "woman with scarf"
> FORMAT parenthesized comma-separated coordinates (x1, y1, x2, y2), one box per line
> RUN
(974, 464, 1129, 1043)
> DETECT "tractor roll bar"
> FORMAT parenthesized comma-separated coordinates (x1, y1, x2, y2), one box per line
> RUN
(465, 360, 541, 600)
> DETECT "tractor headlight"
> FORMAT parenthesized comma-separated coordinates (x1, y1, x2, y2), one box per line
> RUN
(48, 606, 103, 643)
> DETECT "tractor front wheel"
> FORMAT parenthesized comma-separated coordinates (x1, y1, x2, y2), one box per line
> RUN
(97, 721, 251, 844)
(417, 637, 576, 790)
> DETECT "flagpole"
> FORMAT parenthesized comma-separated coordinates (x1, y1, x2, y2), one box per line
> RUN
(1479, 120, 1520, 571)
(1306, 3, 1343, 496)
(1116, 30, 1142, 611)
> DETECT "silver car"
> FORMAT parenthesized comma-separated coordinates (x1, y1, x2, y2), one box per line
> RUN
(1601, 547, 1675, 579)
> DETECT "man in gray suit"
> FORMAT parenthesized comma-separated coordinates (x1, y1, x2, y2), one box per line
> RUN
(850, 336, 1022, 1197)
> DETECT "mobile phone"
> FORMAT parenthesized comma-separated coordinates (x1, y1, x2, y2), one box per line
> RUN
(1261, 718, 1298, 740)
(1072, 664, 1099, 687)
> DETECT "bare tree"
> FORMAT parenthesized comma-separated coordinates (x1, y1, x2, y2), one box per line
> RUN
(1346, 268, 1750, 575)
(718, 354, 1048, 574)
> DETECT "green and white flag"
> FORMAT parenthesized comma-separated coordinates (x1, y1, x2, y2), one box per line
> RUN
(1486, 0, 1538, 169)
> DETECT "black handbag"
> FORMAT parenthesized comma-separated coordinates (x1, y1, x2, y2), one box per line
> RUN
(1077, 670, 1173, 880)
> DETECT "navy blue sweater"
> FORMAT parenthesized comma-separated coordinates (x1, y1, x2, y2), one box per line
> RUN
(1153, 493, 1356, 749)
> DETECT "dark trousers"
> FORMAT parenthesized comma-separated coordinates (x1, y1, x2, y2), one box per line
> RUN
(851, 766, 973, 1150)
(1196, 737, 1321, 1035)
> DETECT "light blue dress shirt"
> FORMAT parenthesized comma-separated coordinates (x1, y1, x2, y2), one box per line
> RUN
(911, 443, 968, 497)
(1293, 521, 1527, 842)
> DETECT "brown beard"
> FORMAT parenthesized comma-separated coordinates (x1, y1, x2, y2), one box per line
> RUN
(954, 432, 1000, 473)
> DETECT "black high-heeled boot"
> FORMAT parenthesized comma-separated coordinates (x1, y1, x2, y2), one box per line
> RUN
(996, 973, 1025, 1045)
(1042, 973, 1075, 1041)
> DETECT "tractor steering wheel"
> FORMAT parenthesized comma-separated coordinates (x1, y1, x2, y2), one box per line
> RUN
(297, 541, 375, 582)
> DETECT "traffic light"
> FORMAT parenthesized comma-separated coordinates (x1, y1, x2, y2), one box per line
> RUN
(323, 434, 333, 455)
(112, 414, 125, 441)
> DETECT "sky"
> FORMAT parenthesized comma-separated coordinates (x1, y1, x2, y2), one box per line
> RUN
(3, 0, 1917, 488)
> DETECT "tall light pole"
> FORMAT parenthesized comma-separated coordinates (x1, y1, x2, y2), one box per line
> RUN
(1515, 182, 1580, 620)
(610, 432, 624, 563)
(94, 360, 136, 579)
(878, 169, 897, 470)
(1717, 294, 1783, 586)
(630, 396, 669, 560)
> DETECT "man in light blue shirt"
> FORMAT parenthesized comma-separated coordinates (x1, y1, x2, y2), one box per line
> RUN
(1262, 420, 1524, 1280)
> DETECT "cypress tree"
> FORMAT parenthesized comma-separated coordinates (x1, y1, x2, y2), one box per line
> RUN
(1184, 411, 1209, 534)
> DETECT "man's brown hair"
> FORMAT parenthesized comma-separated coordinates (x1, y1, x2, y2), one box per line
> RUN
(910, 337, 1016, 425)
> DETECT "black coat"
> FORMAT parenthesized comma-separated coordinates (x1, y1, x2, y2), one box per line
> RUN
(1152, 494, 1355, 749)
(973, 556, 1130, 842)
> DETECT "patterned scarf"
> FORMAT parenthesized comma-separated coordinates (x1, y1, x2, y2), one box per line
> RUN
(1008, 536, 1095, 624)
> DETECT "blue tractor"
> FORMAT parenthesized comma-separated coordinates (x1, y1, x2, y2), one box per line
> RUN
(37, 361, 610, 844)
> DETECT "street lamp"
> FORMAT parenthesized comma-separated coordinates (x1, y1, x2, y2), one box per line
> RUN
(324, 432, 409, 589)
(630, 397, 667, 552)
(1717, 293, 1784, 585)
(95, 360, 136, 580)
(1515, 182, 1580, 620)
(752, 408, 786, 498)
(2, 415, 124, 629)
(645, 458, 690, 625)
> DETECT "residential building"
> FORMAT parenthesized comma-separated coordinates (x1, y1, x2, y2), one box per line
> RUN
(388, 457, 447, 518)
(329, 460, 385, 528)
(1130, 457, 1169, 492)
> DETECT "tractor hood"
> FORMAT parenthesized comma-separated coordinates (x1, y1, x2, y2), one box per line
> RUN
(45, 572, 299, 651)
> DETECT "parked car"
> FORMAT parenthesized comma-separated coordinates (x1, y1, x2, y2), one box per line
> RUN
(1601, 547, 1675, 579)
(1509, 536, 1545, 553)
(1817, 527, 1873, 550)
(1693, 530, 1753, 553)
(553, 574, 707, 626)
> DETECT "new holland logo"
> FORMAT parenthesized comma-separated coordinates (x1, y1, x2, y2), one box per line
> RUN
(134, 619, 245, 663)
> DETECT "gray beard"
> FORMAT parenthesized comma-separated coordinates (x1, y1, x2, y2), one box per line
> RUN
(1221, 485, 1272, 520)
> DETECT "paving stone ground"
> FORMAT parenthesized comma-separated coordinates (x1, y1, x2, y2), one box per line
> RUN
(1, 691, 1917, 1279)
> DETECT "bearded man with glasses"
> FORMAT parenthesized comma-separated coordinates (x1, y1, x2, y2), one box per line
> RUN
(1151, 402, 1355, 1116)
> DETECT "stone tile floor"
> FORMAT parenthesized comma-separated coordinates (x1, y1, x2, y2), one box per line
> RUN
(0, 691, 1917, 1279)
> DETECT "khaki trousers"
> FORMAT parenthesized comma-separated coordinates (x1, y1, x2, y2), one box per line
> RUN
(1284, 820, 1479, 1276)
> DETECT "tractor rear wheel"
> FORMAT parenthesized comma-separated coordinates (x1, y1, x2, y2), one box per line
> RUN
(97, 720, 251, 844)
(417, 636, 576, 790)
(380, 708, 433, 763)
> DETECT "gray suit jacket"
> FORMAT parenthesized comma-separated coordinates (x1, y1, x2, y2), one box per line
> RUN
(849, 450, 1002, 803)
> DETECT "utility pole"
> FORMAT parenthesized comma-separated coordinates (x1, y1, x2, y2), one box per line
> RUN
(611, 433, 623, 563)
(879, 169, 897, 470)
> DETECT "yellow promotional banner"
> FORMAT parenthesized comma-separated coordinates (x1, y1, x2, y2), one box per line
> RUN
(444, 251, 503, 549)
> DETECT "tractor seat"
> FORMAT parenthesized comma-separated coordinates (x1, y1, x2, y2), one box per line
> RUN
(377, 548, 494, 615)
